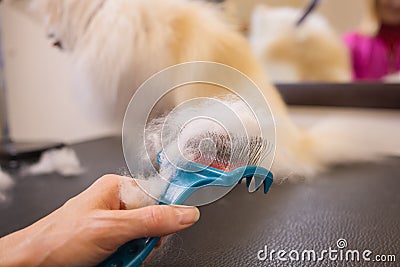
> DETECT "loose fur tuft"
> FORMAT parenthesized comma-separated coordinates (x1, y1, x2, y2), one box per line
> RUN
(0, 167, 14, 203)
(21, 148, 83, 176)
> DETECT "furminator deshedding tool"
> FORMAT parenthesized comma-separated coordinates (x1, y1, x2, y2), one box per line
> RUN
(98, 132, 274, 267)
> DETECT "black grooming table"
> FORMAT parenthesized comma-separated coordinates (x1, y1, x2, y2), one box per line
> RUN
(0, 137, 399, 266)
(276, 83, 400, 109)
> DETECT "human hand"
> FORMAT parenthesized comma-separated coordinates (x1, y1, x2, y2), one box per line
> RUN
(0, 175, 200, 267)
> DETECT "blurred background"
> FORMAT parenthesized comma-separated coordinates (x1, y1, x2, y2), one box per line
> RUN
(0, 0, 399, 144)
(1, 1, 117, 144)
(223, 0, 366, 34)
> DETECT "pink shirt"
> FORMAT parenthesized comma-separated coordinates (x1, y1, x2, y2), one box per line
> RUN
(344, 32, 400, 81)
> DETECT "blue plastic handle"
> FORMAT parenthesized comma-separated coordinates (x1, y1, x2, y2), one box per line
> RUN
(96, 195, 186, 267)
(96, 237, 159, 267)
(96, 162, 273, 267)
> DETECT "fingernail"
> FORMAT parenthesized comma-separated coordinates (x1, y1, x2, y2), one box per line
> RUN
(173, 205, 200, 225)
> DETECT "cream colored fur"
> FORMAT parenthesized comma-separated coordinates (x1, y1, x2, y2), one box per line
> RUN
(248, 5, 351, 83)
(29, 0, 399, 197)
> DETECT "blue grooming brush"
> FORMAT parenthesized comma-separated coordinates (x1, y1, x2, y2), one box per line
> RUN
(97, 134, 274, 267)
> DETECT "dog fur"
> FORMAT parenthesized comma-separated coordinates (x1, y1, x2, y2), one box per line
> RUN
(0, 167, 14, 202)
(30, 0, 399, 188)
(32, 0, 285, 120)
(248, 5, 351, 82)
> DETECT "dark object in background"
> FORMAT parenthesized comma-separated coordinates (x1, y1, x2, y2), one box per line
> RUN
(277, 83, 400, 109)
(0, 140, 64, 169)
(296, 0, 321, 26)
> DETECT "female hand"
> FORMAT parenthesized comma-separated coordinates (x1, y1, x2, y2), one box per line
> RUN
(0, 174, 200, 267)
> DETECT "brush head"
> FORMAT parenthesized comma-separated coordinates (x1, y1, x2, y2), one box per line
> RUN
(183, 131, 272, 171)
(156, 131, 274, 205)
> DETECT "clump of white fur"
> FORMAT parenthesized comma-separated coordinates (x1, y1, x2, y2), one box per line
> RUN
(22, 148, 83, 176)
(119, 177, 157, 209)
(120, 96, 266, 207)
(0, 167, 14, 202)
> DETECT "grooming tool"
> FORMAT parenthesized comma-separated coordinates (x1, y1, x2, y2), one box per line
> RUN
(98, 133, 274, 267)
(296, 0, 321, 27)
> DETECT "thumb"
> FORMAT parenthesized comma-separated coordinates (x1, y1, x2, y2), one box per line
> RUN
(112, 205, 200, 241)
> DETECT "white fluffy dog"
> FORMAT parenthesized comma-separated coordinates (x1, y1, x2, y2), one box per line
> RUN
(29, 0, 398, 184)
(248, 5, 351, 83)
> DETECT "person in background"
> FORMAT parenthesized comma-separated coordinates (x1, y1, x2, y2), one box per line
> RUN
(344, 0, 400, 81)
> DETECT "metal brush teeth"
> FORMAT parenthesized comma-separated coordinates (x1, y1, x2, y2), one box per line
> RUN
(184, 131, 272, 171)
